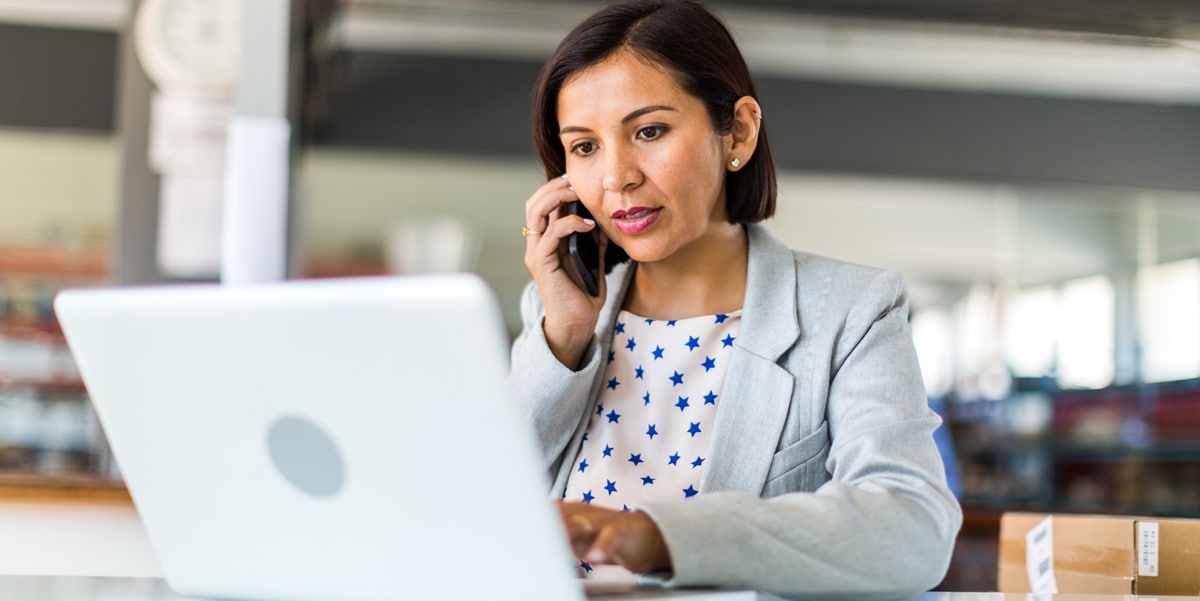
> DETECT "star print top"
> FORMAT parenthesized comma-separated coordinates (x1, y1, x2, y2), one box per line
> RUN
(563, 309, 741, 510)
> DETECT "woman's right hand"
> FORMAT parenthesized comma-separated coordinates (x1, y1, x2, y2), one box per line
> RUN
(523, 175, 608, 369)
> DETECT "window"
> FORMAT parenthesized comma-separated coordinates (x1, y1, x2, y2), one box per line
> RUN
(1055, 275, 1114, 389)
(1137, 258, 1200, 383)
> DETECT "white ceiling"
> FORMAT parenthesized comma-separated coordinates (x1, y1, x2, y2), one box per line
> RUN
(332, 0, 1200, 104)
(3, 0, 1200, 104)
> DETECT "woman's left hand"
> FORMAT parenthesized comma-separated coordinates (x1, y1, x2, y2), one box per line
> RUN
(559, 501, 672, 574)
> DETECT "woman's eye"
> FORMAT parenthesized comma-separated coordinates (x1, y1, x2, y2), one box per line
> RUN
(636, 125, 665, 141)
(571, 141, 596, 156)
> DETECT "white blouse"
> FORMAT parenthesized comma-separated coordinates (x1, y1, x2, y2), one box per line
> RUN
(563, 309, 742, 510)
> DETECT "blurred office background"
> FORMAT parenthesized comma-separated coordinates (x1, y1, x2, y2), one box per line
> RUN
(1, 0, 1199, 589)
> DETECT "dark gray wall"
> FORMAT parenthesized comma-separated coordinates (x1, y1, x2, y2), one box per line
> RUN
(0, 24, 116, 132)
(312, 51, 1200, 190)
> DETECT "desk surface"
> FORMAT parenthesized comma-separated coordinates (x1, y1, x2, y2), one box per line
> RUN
(3, 576, 1199, 601)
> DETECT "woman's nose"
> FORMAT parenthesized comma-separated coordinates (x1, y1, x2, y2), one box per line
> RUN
(601, 146, 642, 193)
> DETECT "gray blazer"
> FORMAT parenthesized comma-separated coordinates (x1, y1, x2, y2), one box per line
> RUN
(510, 224, 962, 600)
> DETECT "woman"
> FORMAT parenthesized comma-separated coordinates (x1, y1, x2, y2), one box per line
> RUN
(510, 1, 962, 598)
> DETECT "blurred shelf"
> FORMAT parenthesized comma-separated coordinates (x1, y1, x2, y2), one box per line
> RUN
(302, 257, 389, 279)
(957, 435, 1200, 463)
(1052, 439, 1200, 463)
(0, 315, 67, 344)
(0, 247, 109, 278)
(0, 373, 86, 395)
(0, 472, 128, 503)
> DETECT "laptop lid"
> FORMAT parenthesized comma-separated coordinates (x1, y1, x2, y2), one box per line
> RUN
(55, 274, 584, 601)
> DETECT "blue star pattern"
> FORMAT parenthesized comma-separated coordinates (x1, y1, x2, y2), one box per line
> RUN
(562, 309, 742, 510)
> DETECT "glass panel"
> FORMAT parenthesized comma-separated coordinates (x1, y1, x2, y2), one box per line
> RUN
(1002, 286, 1057, 378)
(1055, 275, 1114, 389)
(1137, 258, 1200, 383)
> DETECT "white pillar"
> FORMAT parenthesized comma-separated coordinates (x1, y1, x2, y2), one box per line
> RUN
(221, 0, 292, 285)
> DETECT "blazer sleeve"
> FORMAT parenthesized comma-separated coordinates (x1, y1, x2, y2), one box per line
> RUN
(509, 280, 603, 473)
(637, 270, 962, 600)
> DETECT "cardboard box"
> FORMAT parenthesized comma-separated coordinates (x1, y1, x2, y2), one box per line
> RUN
(998, 512, 1200, 595)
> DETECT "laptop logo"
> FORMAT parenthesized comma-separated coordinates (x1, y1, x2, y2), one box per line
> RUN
(267, 416, 346, 498)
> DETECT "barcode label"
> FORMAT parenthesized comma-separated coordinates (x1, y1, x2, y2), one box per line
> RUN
(1026, 516, 1058, 594)
(1138, 522, 1159, 577)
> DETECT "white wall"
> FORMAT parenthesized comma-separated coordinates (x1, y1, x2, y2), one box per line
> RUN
(0, 129, 117, 247)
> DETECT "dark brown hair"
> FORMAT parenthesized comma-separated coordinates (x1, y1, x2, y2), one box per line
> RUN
(532, 0, 777, 233)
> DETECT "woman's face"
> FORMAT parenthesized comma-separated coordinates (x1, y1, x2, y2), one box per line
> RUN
(557, 50, 731, 266)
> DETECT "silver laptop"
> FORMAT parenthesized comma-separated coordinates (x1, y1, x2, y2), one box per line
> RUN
(54, 275, 585, 601)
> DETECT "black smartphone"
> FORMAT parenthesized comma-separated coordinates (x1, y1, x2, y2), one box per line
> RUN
(564, 201, 601, 297)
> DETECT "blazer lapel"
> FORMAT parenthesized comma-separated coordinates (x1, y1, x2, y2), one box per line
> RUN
(701, 225, 801, 494)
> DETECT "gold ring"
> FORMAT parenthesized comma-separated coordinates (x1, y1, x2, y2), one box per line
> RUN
(522, 226, 543, 237)
(567, 514, 594, 535)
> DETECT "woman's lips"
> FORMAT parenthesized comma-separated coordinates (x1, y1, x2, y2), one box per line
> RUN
(611, 207, 662, 235)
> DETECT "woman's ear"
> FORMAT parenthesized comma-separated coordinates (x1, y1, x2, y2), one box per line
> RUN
(725, 96, 762, 172)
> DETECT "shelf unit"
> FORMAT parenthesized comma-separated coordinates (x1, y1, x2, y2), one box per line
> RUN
(0, 246, 118, 483)
(950, 377, 1200, 517)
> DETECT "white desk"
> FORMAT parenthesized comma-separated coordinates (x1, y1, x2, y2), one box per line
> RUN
(2, 500, 1197, 601)
(1, 577, 1197, 601)
(0, 501, 160, 577)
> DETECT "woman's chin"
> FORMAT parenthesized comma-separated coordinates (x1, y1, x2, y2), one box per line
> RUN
(618, 241, 671, 265)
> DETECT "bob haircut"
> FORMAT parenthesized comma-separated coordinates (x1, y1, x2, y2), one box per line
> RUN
(532, 0, 777, 240)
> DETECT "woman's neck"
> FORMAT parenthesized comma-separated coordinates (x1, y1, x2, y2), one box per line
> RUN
(623, 224, 749, 320)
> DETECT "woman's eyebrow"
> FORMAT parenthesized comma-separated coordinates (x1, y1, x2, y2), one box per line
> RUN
(622, 105, 676, 124)
(559, 105, 678, 135)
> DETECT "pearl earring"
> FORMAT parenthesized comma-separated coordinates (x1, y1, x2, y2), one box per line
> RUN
(730, 158, 741, 168)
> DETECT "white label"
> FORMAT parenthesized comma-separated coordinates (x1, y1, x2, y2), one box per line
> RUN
(1026, 516, 1058, 594)
(1138, 521, 1159, 577)
(148, 92, 232, 175)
